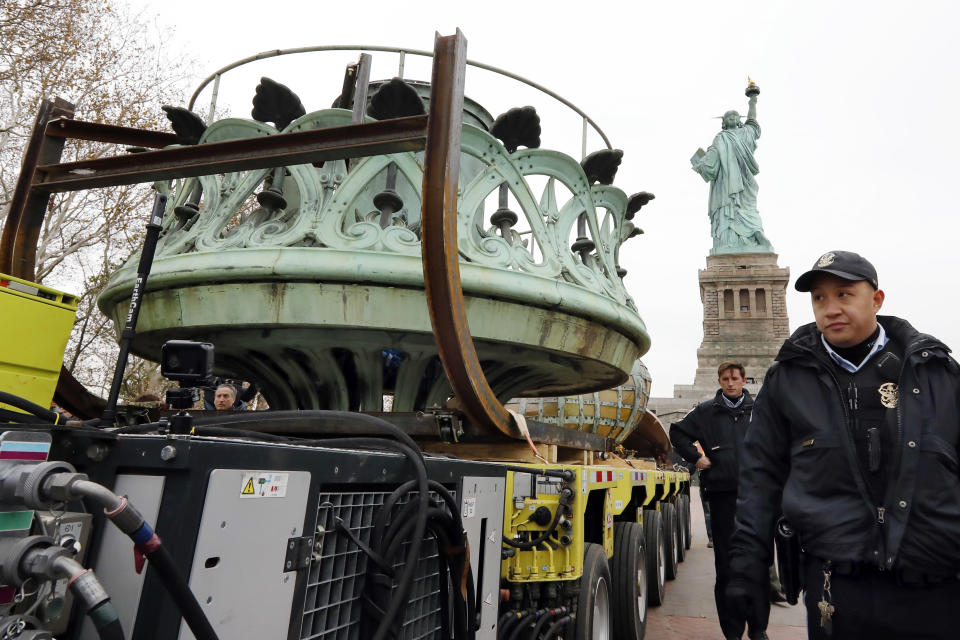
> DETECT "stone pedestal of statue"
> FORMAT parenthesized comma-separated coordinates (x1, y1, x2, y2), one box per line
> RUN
(648, 252, 791, 423)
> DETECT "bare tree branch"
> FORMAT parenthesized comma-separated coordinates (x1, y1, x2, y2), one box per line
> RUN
(0, 0, 193, 399)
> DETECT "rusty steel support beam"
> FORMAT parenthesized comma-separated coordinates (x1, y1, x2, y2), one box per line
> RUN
(33, 115, 428, 192)
(0, 98, 74, 277)
(420, 30, 518, 440)
(45, 117, 177, 148)
(0, 98, 107, 418)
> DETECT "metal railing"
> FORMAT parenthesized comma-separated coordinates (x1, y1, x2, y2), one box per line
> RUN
(187, 45, 613, 155)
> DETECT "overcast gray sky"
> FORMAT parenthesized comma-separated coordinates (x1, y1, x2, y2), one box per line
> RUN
(130, 0, 960, 396)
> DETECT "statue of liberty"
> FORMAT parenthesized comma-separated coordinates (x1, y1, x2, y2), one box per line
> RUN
(691, 80, 773, 255)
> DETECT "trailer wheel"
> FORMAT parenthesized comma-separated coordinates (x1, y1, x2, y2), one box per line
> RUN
(662, 502, 679, 580)
(644, 509, 665, 606)
(575, 543, 612, 640)
(682, 495, 692, 550)
(611, 522, 647, 640)
(675, 499, 686, 563)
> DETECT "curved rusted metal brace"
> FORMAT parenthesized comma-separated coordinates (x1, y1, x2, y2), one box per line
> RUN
(420, 30, 521, 441)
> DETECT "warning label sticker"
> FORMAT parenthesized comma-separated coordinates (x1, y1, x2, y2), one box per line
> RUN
(239, 472, 289, 498)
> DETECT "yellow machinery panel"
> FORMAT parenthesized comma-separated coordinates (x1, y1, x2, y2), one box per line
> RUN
(0, 274, 77, 413)
(501, 463, 689, 584)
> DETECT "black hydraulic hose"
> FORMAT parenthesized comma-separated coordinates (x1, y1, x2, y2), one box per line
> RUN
(189, 409, 422, 452)
(497, 611, 516, 633)
(375, 504, 472, 640)
(527, 607, 566, 640)
(0, 407, 52, 424)
(507, 608, 545, 640)
(143, 543, 218, 640)
(542, 615, 573, 640)
(68, 482, 218, 640)
(372, 478, 460, 542)
(0, 391, 58, 422)
(332, 439, 427, 640)
(527, 612, 553, 640)
(373, 478, 420, 535)
(502, 504, 564, 550)
(498, 608, 535, 640)
(381, 478, 473, 639)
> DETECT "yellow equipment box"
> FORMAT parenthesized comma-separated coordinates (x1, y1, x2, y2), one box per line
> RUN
(0, 274, 77, 413)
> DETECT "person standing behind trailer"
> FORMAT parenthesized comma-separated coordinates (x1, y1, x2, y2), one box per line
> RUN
(670, 362, 770, 640)
(727, 251, 960, 640)
(213, 384, 239, 411)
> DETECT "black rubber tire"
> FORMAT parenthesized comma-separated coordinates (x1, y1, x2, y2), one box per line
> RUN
(611, 522, 648, 640)
(662, 502, 679, 580)
(682, 494, 692, 550)
(574, 542, 613, 640)
(674, 499, 686, 564)
(644, 509, 665, 607)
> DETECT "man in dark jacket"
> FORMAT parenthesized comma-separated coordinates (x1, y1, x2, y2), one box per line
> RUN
(671, 361, 770, 640)
(728, 251, 960, 640)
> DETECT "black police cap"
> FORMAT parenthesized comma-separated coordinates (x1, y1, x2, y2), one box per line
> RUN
(794, 250, 879, 292)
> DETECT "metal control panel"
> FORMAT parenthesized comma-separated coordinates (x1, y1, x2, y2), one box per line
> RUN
(460, 475, 506, 640)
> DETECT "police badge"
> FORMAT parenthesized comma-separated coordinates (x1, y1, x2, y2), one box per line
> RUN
(879, 382, 899, 409)
(817, 252, 836, 268)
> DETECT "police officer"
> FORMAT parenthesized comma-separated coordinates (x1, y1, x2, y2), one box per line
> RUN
(671, 361, 770, 640)
(728, 251, 960, 640)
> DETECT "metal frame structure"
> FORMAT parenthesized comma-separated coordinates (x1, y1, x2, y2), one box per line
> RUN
(0, 30, 557, 445)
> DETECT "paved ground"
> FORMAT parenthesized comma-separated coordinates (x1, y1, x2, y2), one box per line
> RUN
(645, 491, 808, 640)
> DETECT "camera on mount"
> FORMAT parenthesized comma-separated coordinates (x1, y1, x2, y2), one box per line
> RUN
(160, 340, 215, 410)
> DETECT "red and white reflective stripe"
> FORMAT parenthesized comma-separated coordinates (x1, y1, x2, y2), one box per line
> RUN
(607, 471, 614, 482)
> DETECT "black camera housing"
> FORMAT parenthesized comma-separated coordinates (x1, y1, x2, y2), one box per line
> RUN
(160, 340, 214, 385)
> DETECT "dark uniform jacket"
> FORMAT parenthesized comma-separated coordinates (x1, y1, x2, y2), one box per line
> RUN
(729, 316, 960, 584)
(670, 389, 755, 494)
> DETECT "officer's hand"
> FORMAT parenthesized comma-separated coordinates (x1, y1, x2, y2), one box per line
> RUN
(725, 578, 759, 625)
(696, 455, 712, 470)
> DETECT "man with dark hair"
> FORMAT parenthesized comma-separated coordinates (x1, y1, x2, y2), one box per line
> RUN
(728, 251, 960, 639)
(671, 361, 770, 640)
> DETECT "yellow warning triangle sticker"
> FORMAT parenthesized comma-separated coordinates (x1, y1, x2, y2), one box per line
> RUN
(241, 477, 255, 495)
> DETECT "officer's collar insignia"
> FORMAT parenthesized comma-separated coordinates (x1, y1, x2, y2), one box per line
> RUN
(879, 382, 899, 409)
(817, 252, 836, 268)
